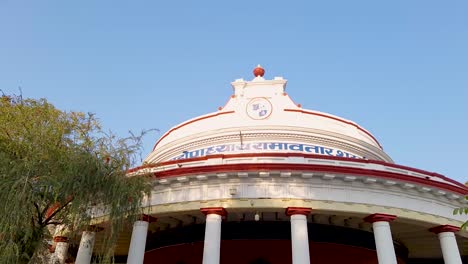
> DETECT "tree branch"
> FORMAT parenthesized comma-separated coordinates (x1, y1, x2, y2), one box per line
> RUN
(42, 198, 73, 226)
(33, 202, 42, 226)
(40, 201, 52, 220)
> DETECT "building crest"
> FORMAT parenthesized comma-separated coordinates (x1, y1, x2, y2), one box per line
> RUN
(246, 97, 272, 120)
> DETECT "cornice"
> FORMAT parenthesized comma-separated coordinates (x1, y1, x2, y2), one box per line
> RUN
(133, 153, 468, 197)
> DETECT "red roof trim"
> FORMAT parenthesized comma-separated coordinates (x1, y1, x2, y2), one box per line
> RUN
(155, 163, 468, 194)
(129, 153, 466, 190)
(152, 111, 235, 150)
(284, 109, 383, 149)
(143, 160, 468, 195)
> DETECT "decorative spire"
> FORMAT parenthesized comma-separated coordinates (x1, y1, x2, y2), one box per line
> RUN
(253, 64, 265, 77)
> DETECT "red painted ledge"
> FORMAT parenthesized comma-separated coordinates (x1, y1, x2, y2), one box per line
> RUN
(200, 207, 228, 216)
(285, 207, 312, 216)
(148, 162, 468, 195)
(364, 213, 397, 223)
(141, 214, 157, 223)
(128, 152, 468, 193)
(429, 224, 461, 234)
(53, 236, 68, 243)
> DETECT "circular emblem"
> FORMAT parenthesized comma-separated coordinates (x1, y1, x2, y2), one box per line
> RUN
(246, 98, 273, 120)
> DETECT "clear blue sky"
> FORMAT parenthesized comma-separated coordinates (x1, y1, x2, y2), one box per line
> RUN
(1, 1, 467, 183)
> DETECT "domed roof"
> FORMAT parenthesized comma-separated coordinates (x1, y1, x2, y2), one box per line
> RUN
(144, 66, 393, 164)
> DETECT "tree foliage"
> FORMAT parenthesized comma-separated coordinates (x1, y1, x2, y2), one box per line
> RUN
(0, 94, 152, 263)
(453, 181, 468, 230)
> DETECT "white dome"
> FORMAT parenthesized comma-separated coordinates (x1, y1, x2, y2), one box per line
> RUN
(144, 69, 392, 164)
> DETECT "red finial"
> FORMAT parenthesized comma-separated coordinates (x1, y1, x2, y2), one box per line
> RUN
(253, 64, 265, 77)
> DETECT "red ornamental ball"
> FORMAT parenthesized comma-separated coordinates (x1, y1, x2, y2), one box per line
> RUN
(253, 65, 265, 77)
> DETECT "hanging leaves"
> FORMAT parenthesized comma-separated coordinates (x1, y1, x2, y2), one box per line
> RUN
(0, 94, 152, 263)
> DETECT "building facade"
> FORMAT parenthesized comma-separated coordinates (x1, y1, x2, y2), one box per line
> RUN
(64, 66, 467, 264)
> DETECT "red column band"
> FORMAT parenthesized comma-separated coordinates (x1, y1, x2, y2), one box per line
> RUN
(140, 214, 157, 223)
(429, 224, 461, 234)
(285, 207, 312, 216)
(200, 207, 228, 216)
(364, 213, 397, 223)
(53, 236, 68, 243)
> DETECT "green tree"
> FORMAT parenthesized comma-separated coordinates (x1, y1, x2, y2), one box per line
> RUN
(0, 94, 152, 263)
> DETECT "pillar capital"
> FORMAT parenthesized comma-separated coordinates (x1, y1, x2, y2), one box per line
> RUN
(200, 207, 227, 216)
(140, 214, 157, 223)
(429, 224, 461, 234)
(364, 213, 397, 223)
(53, 236, 69, 264)
(53, 236, 68, 243)
(285, 207, 312, 216)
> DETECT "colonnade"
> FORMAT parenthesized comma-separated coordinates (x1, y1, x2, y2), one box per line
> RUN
(53, 208, 463, 264)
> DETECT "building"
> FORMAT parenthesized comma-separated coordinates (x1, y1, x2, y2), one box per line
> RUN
(70, 66, 467, 264)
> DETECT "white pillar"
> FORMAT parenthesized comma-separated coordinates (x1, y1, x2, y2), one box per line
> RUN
(201, 207, 227, 264)
(53, 236, 69, 264)
(290, 214, 310, 264)
(372, 221, 398, 264)
(364, 213, 398, 264)
(75, 231, 96, 264)
(438, 232, 463, 264)
(126, 220, 149, 264)
(430, 225, 462, 264)
(286, 207, 312, 264)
